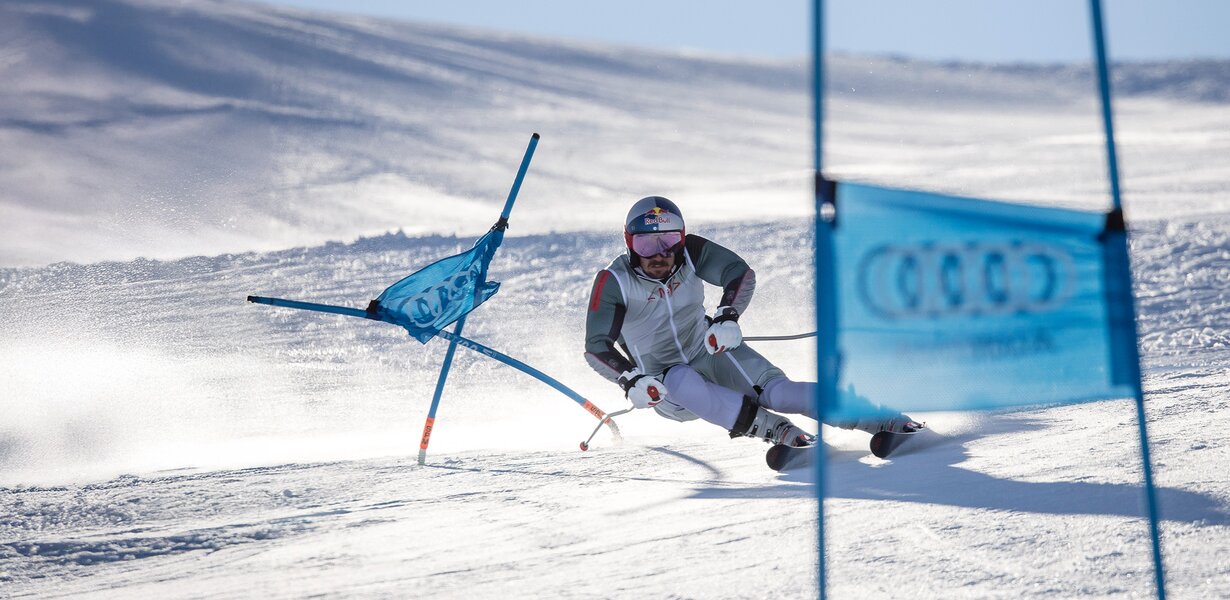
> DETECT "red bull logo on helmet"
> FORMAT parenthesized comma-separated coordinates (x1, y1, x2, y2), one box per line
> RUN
(643, 207, 673, 226)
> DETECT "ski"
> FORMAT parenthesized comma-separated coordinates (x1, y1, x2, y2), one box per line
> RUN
(866, 420, 927, 459)
(869, 429, 917, 458)
(766, 443, 816, 472)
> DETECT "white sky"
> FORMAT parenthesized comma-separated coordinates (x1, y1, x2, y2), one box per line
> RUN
(255, 0, 1230, 63)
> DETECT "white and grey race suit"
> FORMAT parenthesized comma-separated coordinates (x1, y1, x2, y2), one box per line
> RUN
(583, 235, 818, 431)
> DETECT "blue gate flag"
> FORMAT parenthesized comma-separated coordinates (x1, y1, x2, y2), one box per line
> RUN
(827, 181, 1141, 420)
(372, 230, 501, 343)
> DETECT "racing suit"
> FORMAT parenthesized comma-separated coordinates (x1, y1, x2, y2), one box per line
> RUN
(583, 235, 815, 433)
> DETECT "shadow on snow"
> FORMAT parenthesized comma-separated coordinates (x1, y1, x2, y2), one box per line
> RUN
(688, 416, 1230, 526)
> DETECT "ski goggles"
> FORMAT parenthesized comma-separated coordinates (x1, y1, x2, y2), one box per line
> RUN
(630, 231, 684, 257)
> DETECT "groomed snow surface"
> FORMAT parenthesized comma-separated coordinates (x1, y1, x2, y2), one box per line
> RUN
(4, 220, 1230, 598)
(3, 1, 1230, 598)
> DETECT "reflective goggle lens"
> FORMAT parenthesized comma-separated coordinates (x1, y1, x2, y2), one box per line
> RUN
(631, 231, 683, 257)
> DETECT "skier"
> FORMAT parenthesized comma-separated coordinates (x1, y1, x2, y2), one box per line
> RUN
(583, 196, 920, 453)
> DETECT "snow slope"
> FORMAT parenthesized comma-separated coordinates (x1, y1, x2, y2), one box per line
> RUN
(3, 0, 1230, 266)
(3, 217, 1230, 598)
(2, 0, 1230, 598)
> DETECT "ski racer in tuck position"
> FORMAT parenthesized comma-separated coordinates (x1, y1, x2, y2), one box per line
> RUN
(584, 196, 921, 452)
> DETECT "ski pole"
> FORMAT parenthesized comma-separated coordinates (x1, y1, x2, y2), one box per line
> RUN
(744, 331, 817, 341)
(579, 407, 633, 451)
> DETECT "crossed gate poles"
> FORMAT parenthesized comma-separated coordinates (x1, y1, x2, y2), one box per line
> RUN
(248, 133, 622, 465)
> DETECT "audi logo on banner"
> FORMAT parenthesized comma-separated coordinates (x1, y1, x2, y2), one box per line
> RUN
(386, 263, 482, 326)
(855, 241, 1076, 319)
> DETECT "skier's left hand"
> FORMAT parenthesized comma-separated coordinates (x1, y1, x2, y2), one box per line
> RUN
(704, 306, 742, 354)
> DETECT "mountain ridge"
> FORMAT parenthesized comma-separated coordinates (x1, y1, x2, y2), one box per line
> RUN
(2, 0, 1228, 267)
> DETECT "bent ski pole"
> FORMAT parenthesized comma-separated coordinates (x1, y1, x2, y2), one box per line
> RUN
(579, 407, 633, 451)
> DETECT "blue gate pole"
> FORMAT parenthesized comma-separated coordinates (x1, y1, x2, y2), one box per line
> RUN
(812, 1, 836, 598)
(1090, 0, 1123, 212)
(1088, 2, 1165, 598)
(246, 295, 618, 433)
(418, 133, 541, 465)
(499, 133, 539, 222)
(418, 316, 467, 465)
(433, 328, 617, 427)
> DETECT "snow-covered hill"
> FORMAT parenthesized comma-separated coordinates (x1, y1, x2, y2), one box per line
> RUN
(2, 0, 1229, 598)
(3, 0, 1230, 266)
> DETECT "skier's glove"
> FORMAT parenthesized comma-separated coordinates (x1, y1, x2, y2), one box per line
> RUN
(704, 306, 742, 354)
(618, 370, 668, 409)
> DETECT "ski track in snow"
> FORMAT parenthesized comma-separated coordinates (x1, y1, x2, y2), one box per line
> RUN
(2, 1, 1230, 598)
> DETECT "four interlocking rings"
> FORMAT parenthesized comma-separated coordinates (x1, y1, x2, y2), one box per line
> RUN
(389, 264, 482, 326)
(856, 241, 1076, 319)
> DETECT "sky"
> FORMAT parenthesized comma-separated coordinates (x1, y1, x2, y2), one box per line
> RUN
(257, 0, 1229, 63)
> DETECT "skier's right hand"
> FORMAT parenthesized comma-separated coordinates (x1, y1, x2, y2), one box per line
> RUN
(618, 370, 668, 409)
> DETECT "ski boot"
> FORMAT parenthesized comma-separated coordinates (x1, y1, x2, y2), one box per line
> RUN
(729, 397, 815, 447)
